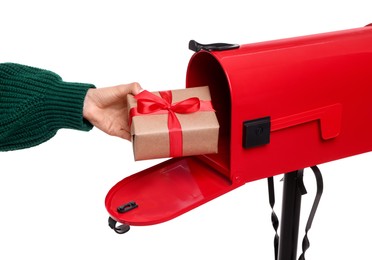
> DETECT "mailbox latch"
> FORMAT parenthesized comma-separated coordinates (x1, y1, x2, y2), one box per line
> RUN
(243, 117, 271, 148)
(117, 201, 138, 213)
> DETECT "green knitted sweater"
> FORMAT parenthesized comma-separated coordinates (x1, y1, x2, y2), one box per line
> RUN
(0, 63, 95, 151)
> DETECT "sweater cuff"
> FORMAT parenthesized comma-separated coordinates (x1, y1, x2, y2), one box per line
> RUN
(44, 80, 96, 132)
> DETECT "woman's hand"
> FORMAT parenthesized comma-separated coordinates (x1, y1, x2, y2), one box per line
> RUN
(83, 82, 142, 140)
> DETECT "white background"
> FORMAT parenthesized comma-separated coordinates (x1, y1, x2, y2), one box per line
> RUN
(1, 1, 372, 259)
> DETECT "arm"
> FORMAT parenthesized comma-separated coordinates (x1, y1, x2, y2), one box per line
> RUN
(0, 63, 141, 151)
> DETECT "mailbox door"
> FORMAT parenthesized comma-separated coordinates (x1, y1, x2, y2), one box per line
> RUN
(105, 157, 238, 226)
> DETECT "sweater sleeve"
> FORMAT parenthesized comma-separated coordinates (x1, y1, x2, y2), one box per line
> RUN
(0, 62, 96, 151)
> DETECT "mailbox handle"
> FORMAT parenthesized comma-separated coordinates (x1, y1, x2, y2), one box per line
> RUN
(271, 103, 342, 140)
(189, 40, 240, 52)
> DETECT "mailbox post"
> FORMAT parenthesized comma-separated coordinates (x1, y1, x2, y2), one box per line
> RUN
(278, 170, 304, 260)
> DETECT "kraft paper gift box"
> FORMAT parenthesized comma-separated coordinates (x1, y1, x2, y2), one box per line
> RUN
(128, 86, 220, 161)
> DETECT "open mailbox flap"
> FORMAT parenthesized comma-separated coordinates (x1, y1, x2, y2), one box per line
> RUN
(105, 156, 236, 226)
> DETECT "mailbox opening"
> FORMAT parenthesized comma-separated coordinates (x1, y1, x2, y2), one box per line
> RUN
(186, 51, 232, 179)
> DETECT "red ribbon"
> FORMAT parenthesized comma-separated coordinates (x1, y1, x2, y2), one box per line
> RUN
(130, 90, 214, 157)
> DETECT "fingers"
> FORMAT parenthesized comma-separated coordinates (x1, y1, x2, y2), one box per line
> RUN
(117, 127, 132, 141)
(116, 82, 143, 97)
(129, 82, 143, 96)
(118, 130, 132, 141)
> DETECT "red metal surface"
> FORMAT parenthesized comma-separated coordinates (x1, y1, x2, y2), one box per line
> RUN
(106, 25, 372, 226)
(105, 157, 234, 225)
(187, 25, 372, 183)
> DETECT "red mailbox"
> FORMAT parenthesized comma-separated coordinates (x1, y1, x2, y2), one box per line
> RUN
(105, 25, 372, 230)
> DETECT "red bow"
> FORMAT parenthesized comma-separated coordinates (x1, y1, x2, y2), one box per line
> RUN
(130, 90, 213, 157)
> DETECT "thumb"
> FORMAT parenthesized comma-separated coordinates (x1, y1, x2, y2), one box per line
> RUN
(119, 82, 143, 96)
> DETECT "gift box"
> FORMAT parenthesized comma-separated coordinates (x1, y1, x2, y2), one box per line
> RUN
(128, 86, 219, 161)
